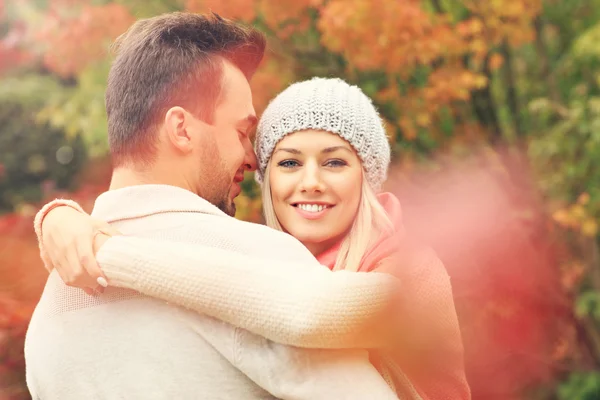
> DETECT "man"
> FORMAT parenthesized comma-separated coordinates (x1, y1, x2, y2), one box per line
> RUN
(25, 12, 400, 399)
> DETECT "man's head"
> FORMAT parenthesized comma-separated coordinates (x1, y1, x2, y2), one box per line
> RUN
(105, 12, 265, 215)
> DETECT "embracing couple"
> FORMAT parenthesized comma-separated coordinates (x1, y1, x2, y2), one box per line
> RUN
(24, 11, 470, 400)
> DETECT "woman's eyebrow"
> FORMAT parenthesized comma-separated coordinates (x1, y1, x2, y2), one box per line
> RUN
(322, 146, 353, 154)
(274, 148, 301, 155)
(274, 146, 352, 155)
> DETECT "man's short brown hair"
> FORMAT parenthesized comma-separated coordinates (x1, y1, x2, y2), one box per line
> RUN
(105, 12, 266, 167)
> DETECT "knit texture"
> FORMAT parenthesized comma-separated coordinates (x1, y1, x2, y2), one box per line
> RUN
(255, 77, 391, 191)
(27, 185, 399, 399)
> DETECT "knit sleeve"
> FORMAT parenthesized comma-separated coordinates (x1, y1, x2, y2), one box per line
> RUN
(373, 248, 471, 400)
(96, 236, 399, 349)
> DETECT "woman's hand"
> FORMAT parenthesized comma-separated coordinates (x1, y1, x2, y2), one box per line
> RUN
(41, 206, 120, 294)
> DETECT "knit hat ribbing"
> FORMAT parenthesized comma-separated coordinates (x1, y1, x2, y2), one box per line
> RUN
(254, 77, 391, 191)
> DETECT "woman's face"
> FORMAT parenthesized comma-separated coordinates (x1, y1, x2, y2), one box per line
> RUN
(269, 129, 363, 256)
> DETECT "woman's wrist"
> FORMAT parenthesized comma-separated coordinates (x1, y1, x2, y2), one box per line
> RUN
(34, 199, 85, 238)
(34, 199, 85, 271)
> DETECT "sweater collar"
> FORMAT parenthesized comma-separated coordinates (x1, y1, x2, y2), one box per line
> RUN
(91, 184, 228, 222)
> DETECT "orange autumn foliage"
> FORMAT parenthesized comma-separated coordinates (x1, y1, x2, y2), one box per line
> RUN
(249, 52, 295, 113)
(317, 0, 489, 139)
(185, 0, 257, 22)
(35, 1, 134, 78)
(462, 0, 542, 49)
(180, 0, 543, 144)
(0, 2, 32, 76)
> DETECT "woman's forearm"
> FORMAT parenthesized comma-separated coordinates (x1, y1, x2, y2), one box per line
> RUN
(34, 199, 400, 349)
(96, 236, 398, 349)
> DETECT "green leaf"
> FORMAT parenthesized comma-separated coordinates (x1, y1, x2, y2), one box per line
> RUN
(575, 291, 600, 319)
(558, 371, 600, 400)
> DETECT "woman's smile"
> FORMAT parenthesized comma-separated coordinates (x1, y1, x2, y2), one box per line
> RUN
(292, 202, 335, 220)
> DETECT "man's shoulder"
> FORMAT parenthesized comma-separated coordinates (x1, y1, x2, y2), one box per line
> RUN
(140, 210, 316, 261)
(210, 215, 307, 248)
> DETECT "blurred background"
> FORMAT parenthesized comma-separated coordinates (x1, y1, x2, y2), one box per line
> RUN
(1, 0, 600, 399)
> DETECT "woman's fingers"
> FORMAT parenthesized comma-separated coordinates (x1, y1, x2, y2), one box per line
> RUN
(40, 209, 114, 294)
(78, 237, 107, 293)
(79, 237, 105, 279)
(49, 230, 96, 293)
(64, 240, 93, 289)
(43, 232, 60, 272)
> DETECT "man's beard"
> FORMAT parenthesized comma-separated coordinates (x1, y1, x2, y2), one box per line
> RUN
(198, 143, 237, 217)
(197, 175, 236, 217)
(215, 196, 236, 217)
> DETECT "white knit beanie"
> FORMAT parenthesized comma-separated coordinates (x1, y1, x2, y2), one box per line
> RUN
(254, 77, 391, 191)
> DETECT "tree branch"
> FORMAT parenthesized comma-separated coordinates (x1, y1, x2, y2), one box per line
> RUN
(430, 0, 444, 14)
(500, 40, 523, 138)
(533, 15, 563, 105)
(468, 53, 503, 144)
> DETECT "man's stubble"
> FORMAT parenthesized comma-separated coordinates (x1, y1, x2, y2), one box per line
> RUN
(197, 137, 237, 217)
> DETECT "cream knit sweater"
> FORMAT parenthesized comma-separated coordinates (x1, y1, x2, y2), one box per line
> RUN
(26, 184, 399, 400)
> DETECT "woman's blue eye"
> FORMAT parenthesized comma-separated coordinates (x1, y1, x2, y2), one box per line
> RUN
(326, 159, 347, 167)
(278, 160, 299, 168)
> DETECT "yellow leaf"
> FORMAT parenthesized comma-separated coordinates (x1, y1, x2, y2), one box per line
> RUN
(570, 204, 585, 220)
(398, 117, 417, 140)
(471, 19, 484, 34)
(577, 192, 590, 205)
(581, 219, 598, 237)
(473, 75, 488, 89)
(489, 53, 504, 70)
(552, 209, 569, 226)
(416, 113, 431, 128)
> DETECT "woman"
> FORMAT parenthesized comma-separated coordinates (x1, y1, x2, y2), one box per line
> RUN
(35, 77, 470, 399)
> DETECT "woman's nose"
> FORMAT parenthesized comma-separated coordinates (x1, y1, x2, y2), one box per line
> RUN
(300, 164, 325, 193)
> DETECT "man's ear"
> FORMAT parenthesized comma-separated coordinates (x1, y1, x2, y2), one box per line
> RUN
(164, 106, 194, 154)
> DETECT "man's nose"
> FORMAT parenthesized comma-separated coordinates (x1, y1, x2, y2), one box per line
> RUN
(243, 139, 257, 172)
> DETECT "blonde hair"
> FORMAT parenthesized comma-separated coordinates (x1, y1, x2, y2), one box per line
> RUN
(261, 161, 394, 272)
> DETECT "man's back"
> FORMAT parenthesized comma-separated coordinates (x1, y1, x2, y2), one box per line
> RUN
(25, 185, 319, 400)
(26, 275, 271, 399)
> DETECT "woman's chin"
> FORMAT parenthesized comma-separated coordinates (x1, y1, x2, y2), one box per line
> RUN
(289, 232, 341, 256)
(288, 227, 328, 243)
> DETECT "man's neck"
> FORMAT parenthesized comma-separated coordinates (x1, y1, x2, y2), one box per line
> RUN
(110, 166, 194, 194)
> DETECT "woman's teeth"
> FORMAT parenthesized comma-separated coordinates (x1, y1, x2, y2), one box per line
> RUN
(297, 204, 327, 212)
